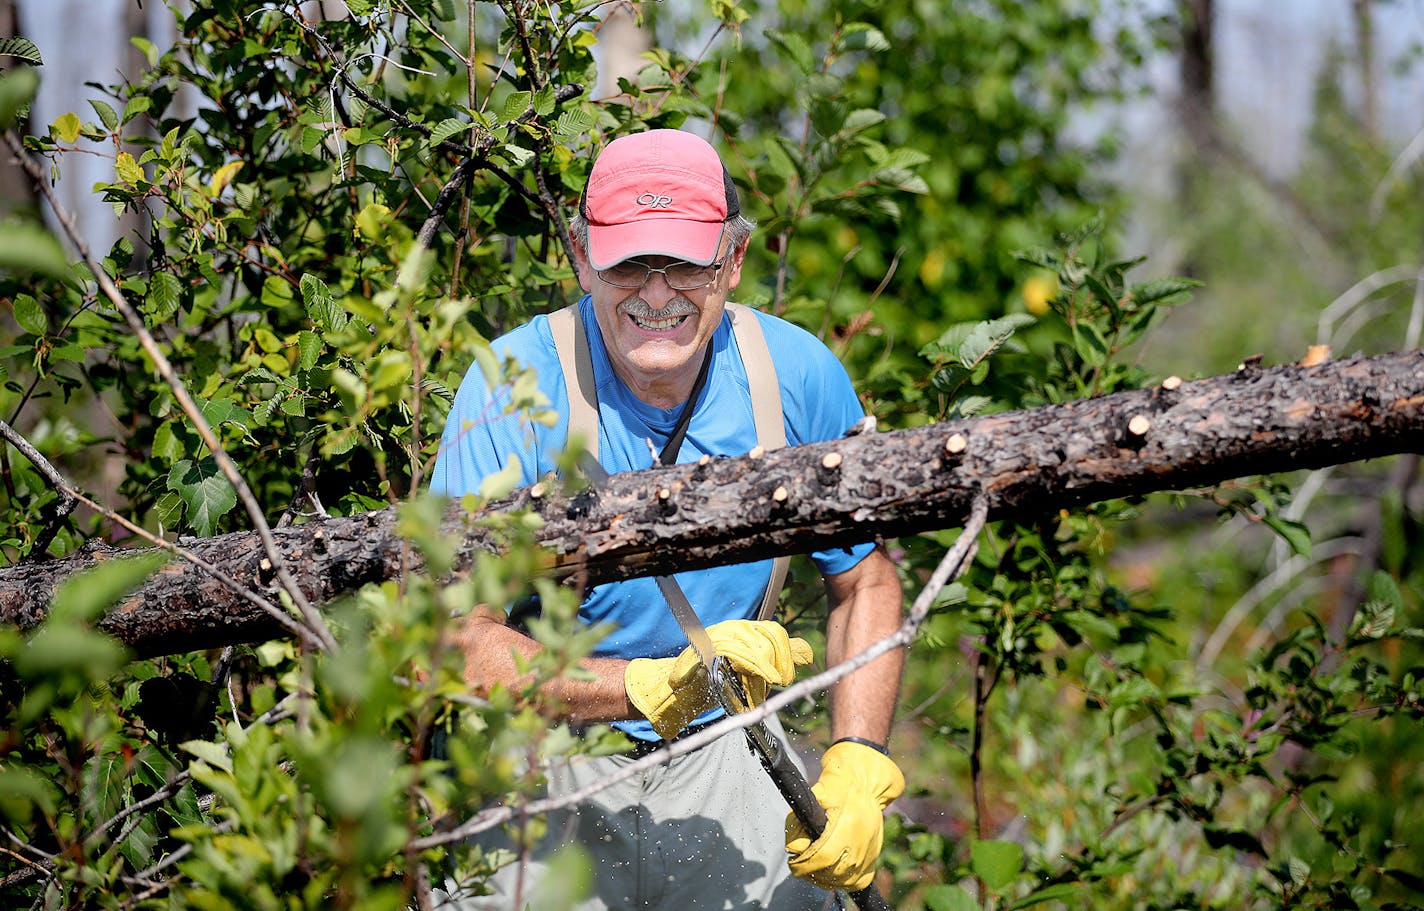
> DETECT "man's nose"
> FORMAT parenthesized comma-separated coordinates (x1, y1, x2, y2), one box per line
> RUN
(640, 269, 679, 304)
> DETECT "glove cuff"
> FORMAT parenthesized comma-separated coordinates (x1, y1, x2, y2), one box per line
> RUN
(832, 735, 890, 757)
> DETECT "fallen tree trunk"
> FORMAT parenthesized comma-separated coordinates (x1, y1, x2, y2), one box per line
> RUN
(2, 349, 1421, 657)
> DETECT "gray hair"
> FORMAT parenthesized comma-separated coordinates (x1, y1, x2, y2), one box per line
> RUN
(568, 212, 757, 261)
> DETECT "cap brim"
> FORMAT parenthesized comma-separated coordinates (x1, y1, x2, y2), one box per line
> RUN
(586, 219, 724, 270)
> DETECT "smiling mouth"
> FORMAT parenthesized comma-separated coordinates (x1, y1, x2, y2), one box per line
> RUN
(629, 312, 690, 332)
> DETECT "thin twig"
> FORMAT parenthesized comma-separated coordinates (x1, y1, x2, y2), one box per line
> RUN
(0, 417, 78, 557)
(5, 131, 336, 652)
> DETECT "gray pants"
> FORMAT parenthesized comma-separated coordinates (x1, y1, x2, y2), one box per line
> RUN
(436, 717, 839, 911)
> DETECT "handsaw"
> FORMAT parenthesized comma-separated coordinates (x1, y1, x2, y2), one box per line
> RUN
(580, 455, 891, 911)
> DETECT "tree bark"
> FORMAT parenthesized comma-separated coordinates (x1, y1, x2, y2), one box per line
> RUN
(1, 349, 1421, 657)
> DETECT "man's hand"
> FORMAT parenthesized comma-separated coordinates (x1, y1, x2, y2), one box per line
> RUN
(624, 619, 813, 739)
(785, 739, 904, 892)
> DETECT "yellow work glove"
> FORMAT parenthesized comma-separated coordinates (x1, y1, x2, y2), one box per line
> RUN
(785, 739, 905, 892)
(624, 619, 813, 740)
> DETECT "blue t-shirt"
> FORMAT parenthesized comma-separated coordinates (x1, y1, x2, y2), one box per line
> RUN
(430, 295, 873, 739)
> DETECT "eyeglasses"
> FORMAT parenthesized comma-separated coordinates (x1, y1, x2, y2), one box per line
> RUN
(597, 256, 729, 291)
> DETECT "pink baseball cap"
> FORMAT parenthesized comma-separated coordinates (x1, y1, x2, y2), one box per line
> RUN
(579, 129, 740, 269)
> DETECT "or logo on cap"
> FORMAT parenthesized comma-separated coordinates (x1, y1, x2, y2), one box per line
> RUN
(636, 193, 674, 209)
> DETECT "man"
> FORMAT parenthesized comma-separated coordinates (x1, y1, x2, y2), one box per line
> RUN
(430, 129, 905, 910)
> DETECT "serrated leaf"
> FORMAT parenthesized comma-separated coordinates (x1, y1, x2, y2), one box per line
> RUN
(300, 273, 347, 333)
(0, 36, 43, 65)
(957, 314, 1036, 370)
(502, 90, 532, 123)
(167, 458, 237, 537)
(115, 151, 144, 184)
(839, 24, 890, 53)
(121, 95, 151, 125)
(554, 106, 596, 139)
(765, 29, 814, 74)
(181, 739, 233, 774)
(971, 839, 1023, 891)
(1131, 277, 1201, 306)
(89, 99, 119, 131)
(147, 271, 183, 322)
(427, 117, 470, 148)
(297, 330, 322, 370)
(841, 108, 886, 135)
(11, 293, 49, 335)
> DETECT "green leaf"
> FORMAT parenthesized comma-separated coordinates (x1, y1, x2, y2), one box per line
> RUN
(181, 739, 234, 774)
(428, 117, 470, 148)
(297, 330, 322, 371)
(167, 458, 238, 537)
(923, 885, 978, 911)
(121, 95, 152, 125)
(553, 106, 596, 139)
(478, 456, 523, 500)
(12, 622, 129, 680)
(1007, 884, 1083, 910)
(502, 90, 532, 123)
(0, 65, 39, 128)
(51, 551, 169, 624)
(147, 271, 183, 322)
(301, 273, 347, 332)
(115, 151, 144, 184)
(765, 29, 814, 74)
(841, 108, 886, 135)
(1262, 516, 1311, 558)
(0, 219, 70, 280)
(0, 36, 43, 65)
(89, 98, 119, 131)
(957, 314, 1036, 370)
(838, 24, 890, 53)
(11, 293, 49, 335)
(971, 839, 1023, 891)
(1130, 277, 1201, 307)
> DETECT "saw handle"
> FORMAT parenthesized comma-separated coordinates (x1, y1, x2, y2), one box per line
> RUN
(744, 709, 892, 911)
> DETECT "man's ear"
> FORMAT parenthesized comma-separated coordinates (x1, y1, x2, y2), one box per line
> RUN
(722, 239, 749, 291)
(569, 237, 594, 292)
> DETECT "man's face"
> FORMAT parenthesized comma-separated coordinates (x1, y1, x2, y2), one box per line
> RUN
(573, 236, 745, 404)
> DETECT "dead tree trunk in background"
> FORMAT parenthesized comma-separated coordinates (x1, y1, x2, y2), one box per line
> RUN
(1, 349, 1420, 658)
(1352, 0, 1378, 139)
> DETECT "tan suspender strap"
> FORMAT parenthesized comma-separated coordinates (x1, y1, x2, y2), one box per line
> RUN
(553, 301, 790, 621)
(727, 303, 791, 621)
(549, 305, 600, 461)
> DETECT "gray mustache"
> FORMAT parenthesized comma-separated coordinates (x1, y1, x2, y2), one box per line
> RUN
(621, 298, 698, 320)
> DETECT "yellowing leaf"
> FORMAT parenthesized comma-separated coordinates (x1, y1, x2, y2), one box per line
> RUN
(115, 151, 144, 185)
(52, 112, 81, 143)
(478, 457, 523, 500)
(209, 160, 244, 196)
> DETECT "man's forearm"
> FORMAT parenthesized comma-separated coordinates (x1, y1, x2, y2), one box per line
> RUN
(824, 549, 905, 746)
(457, 612, 637, 723)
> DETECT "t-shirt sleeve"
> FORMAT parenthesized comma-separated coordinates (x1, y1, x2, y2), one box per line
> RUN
(760, 314, 877, 577)
(428, 324, 561, 497)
